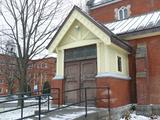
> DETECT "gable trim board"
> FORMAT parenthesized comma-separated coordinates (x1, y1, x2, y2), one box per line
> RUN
(46, 6, 132, 53)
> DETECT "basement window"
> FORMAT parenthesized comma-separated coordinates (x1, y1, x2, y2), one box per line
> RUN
(117, 56, 122, 72)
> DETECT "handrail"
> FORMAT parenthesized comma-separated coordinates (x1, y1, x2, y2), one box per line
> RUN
(0, 87, 110, 120)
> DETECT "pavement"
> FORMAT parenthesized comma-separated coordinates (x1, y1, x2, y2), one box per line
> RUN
(31, 106, 109, 120)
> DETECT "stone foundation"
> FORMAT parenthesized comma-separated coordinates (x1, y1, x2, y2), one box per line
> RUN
(136, 104, 160, 116)
(75, 104, 132, 120)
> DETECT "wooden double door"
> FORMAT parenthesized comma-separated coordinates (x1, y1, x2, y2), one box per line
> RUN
(64, 59, 97, 106)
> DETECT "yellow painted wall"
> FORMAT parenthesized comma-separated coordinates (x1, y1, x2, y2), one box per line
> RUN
(48, 9, 129, 79)
(108, 45, 129, 76)
(97, 43, 129, 77)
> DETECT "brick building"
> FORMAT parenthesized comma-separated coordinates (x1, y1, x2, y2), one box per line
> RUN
(0, 54, 56, 95)
(87, 0, 160, 115)
(88, 0, 160, 23)
(47, 0, 160, 117)
(27, 57, 56, 94)
(0, 54, 17, 95)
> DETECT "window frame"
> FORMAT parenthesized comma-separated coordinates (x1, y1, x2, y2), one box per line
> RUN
(117, 5, 131, 20)
(117, 56, 122, 72)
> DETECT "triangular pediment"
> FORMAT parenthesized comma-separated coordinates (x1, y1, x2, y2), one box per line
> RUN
(58, 20, 100, 48)
(47, 6, 112, 52)
(47, 6, 132, 53)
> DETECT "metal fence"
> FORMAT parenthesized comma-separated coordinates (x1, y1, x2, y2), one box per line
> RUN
(0, 87, 110, 120)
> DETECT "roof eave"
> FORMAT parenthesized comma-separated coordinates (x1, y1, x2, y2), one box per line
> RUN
(111, 35, 133, 53)
(118, 26, 160, 40)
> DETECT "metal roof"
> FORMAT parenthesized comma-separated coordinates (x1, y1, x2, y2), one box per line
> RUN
(105, 10, 160, 35)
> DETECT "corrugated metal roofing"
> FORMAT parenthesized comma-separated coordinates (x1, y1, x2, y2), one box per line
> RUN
(105, 10, 160, 35)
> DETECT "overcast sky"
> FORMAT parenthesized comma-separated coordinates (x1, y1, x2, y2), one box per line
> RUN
(0, 0, 89, 59)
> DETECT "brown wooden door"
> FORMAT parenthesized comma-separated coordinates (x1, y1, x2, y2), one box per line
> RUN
(64, 62, 80, 104)
(80, 59, 97, 106)
(64, 59, 97, 106)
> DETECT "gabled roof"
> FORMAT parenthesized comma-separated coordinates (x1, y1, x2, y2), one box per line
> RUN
(46, 6, 132, 52)
(105, 10, 160, 36)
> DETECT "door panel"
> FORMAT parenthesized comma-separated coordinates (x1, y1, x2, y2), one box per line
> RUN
(81, 59, 97, 106)
(64, 59, 97, 106)
(64, 62, 80, 104)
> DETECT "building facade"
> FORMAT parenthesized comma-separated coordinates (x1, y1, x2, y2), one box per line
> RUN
(27, 57, 56, 94)
(88, 0, 160, 23)
(0, 55, 56, 95)
(47, 0, 160, 116)
(87, 0, 160, 114)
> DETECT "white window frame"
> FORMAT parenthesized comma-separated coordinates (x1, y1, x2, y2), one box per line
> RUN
(115, 5, 131, 20)
(118, 7, 128, 20)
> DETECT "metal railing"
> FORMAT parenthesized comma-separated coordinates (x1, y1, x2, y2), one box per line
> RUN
(0, 87, 110, 120)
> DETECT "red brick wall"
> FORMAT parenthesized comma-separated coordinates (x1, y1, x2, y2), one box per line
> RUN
(51, 79, 64, 105)
(96, 77, 131, 108)
(129, 35, 160, 104)
(90, 0, 160, 23)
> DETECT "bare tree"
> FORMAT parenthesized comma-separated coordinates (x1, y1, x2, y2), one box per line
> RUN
(0, 0, 65, 104)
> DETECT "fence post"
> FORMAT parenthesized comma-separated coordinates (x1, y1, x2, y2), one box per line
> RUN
(21, 94, 24, 119)
(58, 88, 60, 108)
(108, 88, 111, 120)
(48, 94, 50, 111)
(85, 88, 87, 118)
(38, 96, 41, 120)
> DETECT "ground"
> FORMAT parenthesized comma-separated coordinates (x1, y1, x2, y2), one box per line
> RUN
(0, 98, 160, 120)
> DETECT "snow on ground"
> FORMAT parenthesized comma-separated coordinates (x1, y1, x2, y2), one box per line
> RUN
(0, 105, 54, 120)
(1, 101, 160, 120)
(120, 113, 160, 120)
(49, 111, 95, 120)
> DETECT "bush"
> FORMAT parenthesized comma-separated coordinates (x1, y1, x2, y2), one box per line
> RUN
(130, 104, 136, 111)
(42, 81, 50, 94)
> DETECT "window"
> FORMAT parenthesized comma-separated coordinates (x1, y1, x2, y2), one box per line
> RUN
(117, 56, 122, 72)
(0, 80, 3, 84)
(28, 64, 33, 69)
(0, 88, 3, 93)
(44, 63, 48, 68)
(115, 5, 131, 20)
(118, 7, 128, 20)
